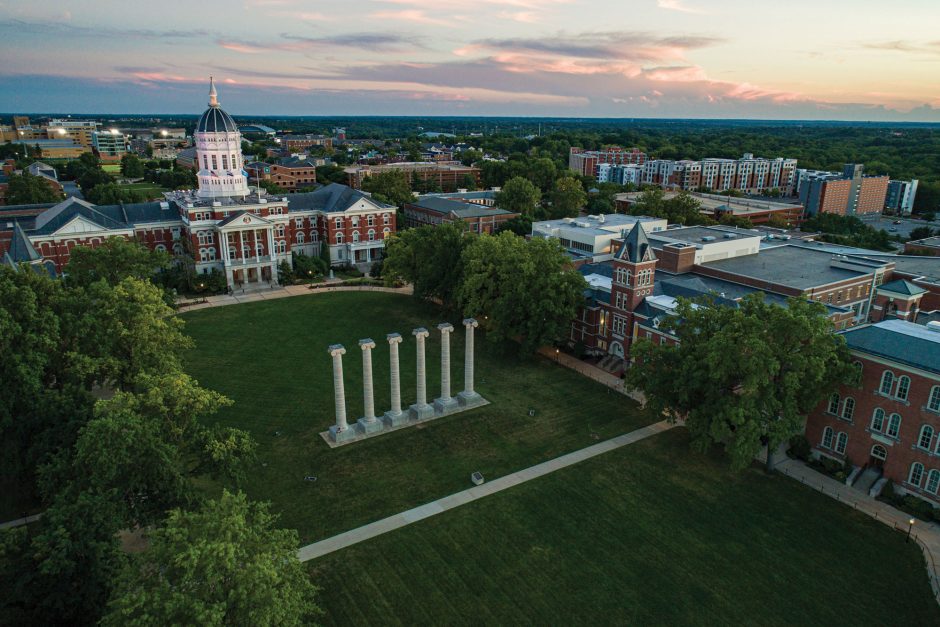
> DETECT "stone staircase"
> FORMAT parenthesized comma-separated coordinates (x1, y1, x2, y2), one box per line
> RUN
(853, 466, 882, 496)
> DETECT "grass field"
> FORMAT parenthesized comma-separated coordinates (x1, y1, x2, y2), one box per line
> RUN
(180, 292, 655, 542)
(313, 428, 939, 626)
(116, 182, 168, 199)
(102, 164, 121, 173)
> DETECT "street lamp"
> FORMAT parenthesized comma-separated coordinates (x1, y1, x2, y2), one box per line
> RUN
(907, 517, 915, 543)
(555, 348, 559, 362)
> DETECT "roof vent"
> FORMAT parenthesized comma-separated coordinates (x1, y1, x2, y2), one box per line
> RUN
(723, 233, 736, 239)
(563, 217, 575, 223)
(928, 321, 940, 333)
(701, 236, 716, 242)
(212, 201, 222, 207)
(159, 201, 169, 211)
(598, 215, 605, 224)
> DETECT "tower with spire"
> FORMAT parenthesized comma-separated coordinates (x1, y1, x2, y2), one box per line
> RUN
(611, 222, 657, 314)
(194, 77, 250, 198)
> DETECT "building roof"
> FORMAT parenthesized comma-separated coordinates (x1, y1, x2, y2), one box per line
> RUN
(878, 279, 927, 296)
(409, 196, 512, 219)
(196, 79, 237, 133)
(7, 222, 40, 262)
(286, 183, 393, 214)
(842, 320, 940, 374)
(616, 222, 655, 263)
(848, 253, 940, 283)
(909, 236, 940, 249)
(699, 243, 881, 290)
(276, 157, 318, 169)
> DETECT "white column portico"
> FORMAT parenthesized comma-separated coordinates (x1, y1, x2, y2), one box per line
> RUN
(434, 323, 459, 412)
(458, 318, 482, 406)
(409, 328, 434, 419)
(384, 333, 407, 426)
(328, 344, 355, 443)
(357, 339, 382, 433)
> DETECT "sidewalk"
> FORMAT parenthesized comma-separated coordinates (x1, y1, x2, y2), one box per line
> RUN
(296, 420, 675, 562)
(775, 456, 940, 605)
(0, 513, 42, 530)
(537, 347, 646, 406)
(176, 283, 413, 312)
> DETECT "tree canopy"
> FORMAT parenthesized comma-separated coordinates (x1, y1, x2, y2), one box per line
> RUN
(66, 237, 170, 288)
(548, 176, 587, 219)
(360, 170, 414, 207)
(495, 176, 541, 217)
(627, 293, 853, 470)
(102, 491, 319, 627)
(5, 171, 63, 205)
(459, 232, 587, 354)
(382, 222, 470, 307)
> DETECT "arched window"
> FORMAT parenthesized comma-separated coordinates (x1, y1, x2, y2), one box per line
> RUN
(278, 241, 287, 254)
(896, 376, 910, 401)
(296, 231, 305, 244)
(835, 432, 848, 455)
(918, 425, 934, 450)
(199, 249, 208, 262)
(887, 413, 901, 438)
(336, 232, 344, 244)
(368, 229, 375, 242)
(172, 243, 184, 256)
(155, 244, 167, 252)
(842, 397, 855, 421)
(352, 231, 360, 243)
(335, 217, 343, 229)
(821, 426, 833, 449)
(930, 386, 940, 413)
(871, 444, 887, 461)
(827, 394, 840, 415)
(870, 408, 885, 432)
(367, 214, 375, 226)
(383, 227, 391, 238)
(909, 462, 925, 487)
(880, 370, 894, 395)
(928, 470, 940, 495)
(383, 213, 390, 225)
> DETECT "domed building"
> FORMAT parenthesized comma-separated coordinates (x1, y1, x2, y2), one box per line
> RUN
(195, 78, 250, 198)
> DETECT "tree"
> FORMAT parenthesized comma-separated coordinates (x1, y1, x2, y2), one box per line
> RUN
(718, 213, 754, 229)
(627, 293, 853, 471)
(459, 232, 587, 354)
(120, 154, 145, 178)
(495, 176, 541, 217)
(361, 170, 413, 207)
(102, 491, 319, 627)
(496, 215, 533, 237)
(549, 176, 587, 219)
(66, 237, 170, 288)
(5, 171, 63, 205)
(765, 214, 790, 229)
(909, 226, 935, 241)
(382, 223, 470, 307)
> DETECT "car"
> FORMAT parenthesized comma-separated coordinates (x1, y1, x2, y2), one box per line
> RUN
(889, 227, 898, 232)
(893, 220, 902, 224)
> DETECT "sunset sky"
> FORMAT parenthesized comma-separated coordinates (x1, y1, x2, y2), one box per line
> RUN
(1, 0, 938, 120)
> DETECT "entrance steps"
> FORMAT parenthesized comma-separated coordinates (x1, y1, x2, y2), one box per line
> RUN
(853, 466, 882, 495)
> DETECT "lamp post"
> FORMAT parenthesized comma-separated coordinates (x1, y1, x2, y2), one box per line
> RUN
(555, 348, 559, 362)
(907, 517, 916, 543)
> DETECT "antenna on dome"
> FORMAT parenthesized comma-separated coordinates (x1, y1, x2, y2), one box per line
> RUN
(208, 76, 218, 107)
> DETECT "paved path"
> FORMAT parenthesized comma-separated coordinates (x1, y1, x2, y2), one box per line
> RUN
(0, 513, 42, 530)
(536, 347, 646, 406)
(775, 456, 940, 605)
(297, 420, 675, 562)
(176, 284, 413, 312)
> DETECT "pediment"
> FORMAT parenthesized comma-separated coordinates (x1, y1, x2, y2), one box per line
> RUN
(219, 212, 273, 229)
(344, 197, 386, 214)
(54, 214, 111, 235)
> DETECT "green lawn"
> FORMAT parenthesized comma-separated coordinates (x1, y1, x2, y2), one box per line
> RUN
(180, 292, 655, 542)
(312, 428, 939, 626)
(102, 164, 121, 173)
(116, 182, 168, 199)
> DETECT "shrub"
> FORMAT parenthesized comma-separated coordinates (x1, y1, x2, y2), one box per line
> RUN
(882, 480, 895, 501)
(788, 435, 811, 461)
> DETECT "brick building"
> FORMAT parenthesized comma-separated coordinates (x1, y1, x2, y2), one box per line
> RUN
(245, 158, 318, 191)
(805, 320, 940, 504)
(282, 134, 333, 152)
(568, 147, 647, 177)
(344, 161, 481, 192)
(403, 191, 518, 233)
(1, 80, 396, 285)
(798, 164, 889, 217)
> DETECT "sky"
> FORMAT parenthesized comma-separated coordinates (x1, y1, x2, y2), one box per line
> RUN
(1, 0, 939, 121)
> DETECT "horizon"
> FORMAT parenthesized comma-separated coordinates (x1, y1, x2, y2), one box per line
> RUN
(1, 1, 939, 122)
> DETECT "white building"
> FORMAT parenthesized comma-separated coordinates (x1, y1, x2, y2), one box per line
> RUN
(531, 214, 668, 262)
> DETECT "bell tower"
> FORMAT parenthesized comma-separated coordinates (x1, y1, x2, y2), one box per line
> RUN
(611, 222, 657, 313)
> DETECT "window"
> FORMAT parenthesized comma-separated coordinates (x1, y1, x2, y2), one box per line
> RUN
(835, 432, 848, 454)
(871, 408, 885, 432)
(827, 394, 840, 415)
(352, 231, 360, 243)
(918, 425, 934, 450)
(202, 154, 209, 169)
(232, 154, 237, 169)
(296, 231, 305, 244)
(880, 370, 894, 395)
(351, 216, 359, 228)
(278, 241, 287, 254)
(155, 244, 167, 252)
(928, 470, 940, 495)
(367, 215, 375, 226)
(336, 232, 344, 244)
(383, 213, 390, 225)
(222, 154, 228, 170)
(887, 413, 901, 438)
(822, 426, 833, 449)
(612, 315, 626, 335)
(335, 217, 343, 229)
(211, 155, 217, 170)
(896, 376, 910, 401)
(909, 462, 924, 488)
(295, 218, 304, 229)
(383, 227, 390, 238)
(368, 229, 375, 242)
(276, 225, 285, 238)
(930, 386, 940, 413)
(841, 397, 855, 421)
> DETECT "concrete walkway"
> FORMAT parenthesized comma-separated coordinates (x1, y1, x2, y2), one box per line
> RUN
(176, 283, 412, 312)
(775, 456, 940, 605)
(0, 513, 42, 530)
(297, 420, 675, 562)
(536, 347, 646, 406)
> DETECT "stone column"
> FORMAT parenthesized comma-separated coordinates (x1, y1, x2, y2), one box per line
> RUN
(327, 344, 354, 443)
(384, 333, 407, 426)
(434, 323, 458, 413)
(357, 339, 382, 433)
(409, 328, 434, 419)
(458, 318, 481, 406)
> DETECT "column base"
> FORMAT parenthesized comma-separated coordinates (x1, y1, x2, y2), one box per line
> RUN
(383, 410, 408, 427)
(329, 425, 357, 443)
(457, 390, 485, 407)
(357, 417, 384, 434)
(409, 403, 435, 420)
(434, 396, 459, 413)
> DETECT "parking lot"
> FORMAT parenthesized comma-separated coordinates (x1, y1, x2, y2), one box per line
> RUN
(859, 215, 931, 240)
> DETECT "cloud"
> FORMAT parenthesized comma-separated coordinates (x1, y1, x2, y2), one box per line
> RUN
(861, 40, 940, 55)
(217, 32, 425, 54)
(656, 0, 705, 14)
(0, 18, 208, 40)
(367, 10, 452, 26)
